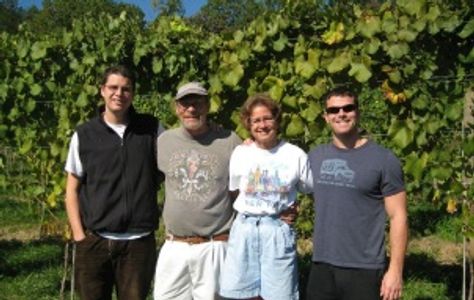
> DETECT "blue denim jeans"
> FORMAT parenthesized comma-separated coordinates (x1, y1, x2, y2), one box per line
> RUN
(219, 213, 299, 300)
(74, 232, 156, 300)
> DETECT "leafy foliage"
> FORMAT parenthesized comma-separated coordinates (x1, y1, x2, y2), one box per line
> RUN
(20, 0, 145, 35)
(189, 0, 286, 34)
(0, 0, 473, 239)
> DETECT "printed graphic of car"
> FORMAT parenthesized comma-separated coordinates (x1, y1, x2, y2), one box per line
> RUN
(320, 159, 355, 183)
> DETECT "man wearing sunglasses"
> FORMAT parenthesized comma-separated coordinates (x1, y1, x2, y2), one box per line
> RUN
(306, 87, 408, 300)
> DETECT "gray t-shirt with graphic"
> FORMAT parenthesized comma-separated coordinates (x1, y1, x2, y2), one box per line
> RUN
(308, 140, 404, 269)
(158, 126, 242, 237)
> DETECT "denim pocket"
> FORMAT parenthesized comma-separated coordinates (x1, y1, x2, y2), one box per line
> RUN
(277, 218, 296, 253)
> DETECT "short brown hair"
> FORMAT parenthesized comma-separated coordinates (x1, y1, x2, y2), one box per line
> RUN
(240, 93, 282, 131)
(101, 65, 135, 91)
(324, 87, 358, 107)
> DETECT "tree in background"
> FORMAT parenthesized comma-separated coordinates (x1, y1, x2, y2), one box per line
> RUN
(0, 0, 23, 33)
(152, 0, 184, 17)
(189, 0, 286, 34)
(21, 0, 145, 35)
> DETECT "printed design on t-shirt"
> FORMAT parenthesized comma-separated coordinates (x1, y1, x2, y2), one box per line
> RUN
(317, 159, 356, 188)
(243, 165, 290, 210)
(168, 149, 218, 202)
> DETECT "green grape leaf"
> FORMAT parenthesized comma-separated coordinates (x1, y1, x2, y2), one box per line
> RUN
(221, 63, 244, 87)
(286, 114, 305, 137)
(273, 33, 288, 52)
(300, 101, 323, 122)
(348, 62, 372, 83)
(152, 58, 163, 74)
(30, 84, 42, 96)
(388, 120, 414, 149)
(384, 42, 410, 59)
(459, 19, 474, 38)
(31, 42, 47, 60)
(357, 15, 381, 38)
(327, 51, 351, 73)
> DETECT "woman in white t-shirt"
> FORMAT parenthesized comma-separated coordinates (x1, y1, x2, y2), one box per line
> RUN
(219, 94, 313, 300)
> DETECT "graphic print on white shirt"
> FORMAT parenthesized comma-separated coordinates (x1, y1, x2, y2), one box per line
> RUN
(243, 164, 291, 211)
(317, 158, 356, 188)
(168, 149, 218, 202)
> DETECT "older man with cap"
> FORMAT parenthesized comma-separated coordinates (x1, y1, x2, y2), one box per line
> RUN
(153, 82, 242, 300)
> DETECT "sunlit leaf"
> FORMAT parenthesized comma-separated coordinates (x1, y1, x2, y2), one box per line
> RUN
(445, 102, 463, 121)
(388, 120, 414, 149)
(25, 99, 36, 113)
(404, 152, 428, 182)
(152, 58, 163, 74)
(322, 22, 345, 45)
(398, 0, 425, 16)
(282, 96, 298, 109)
(459, 19, 474, 38)
(348, 62, 372, 83)
(286, 114, 305, 137)
(357, 15, 381, 38)
(221, 63, 244, 87)
(327, 51, 351, 73)
(30, 84, 42, 96)
(273, 33, 288, 52)
(462, 137, 474, 156)
(384, 42, 410, 59)
(431, 166, 452, 181)
(31, 41, 47, 60)
(77, 92, 88, 108)
(446, 197, 457, 214)
(300, 102, 323, 122)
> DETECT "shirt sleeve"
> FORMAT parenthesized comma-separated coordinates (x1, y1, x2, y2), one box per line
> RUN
(64, 132, 84, 178)
(228, 146, 242, 191)
(297, 152, 314, 194)
(157, 122, 165, 136)
(381, 151, 405, 197)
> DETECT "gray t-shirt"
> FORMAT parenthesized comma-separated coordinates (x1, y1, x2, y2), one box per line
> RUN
(308, 140, 405, 269)
(157, 126, 242, 237)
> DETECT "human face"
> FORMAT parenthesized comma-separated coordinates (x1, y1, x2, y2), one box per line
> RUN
(175, 94, 209, 135)
(100, 74, 133, 115)
(324, 95, 359, 137)
(249, 105, 278, 149)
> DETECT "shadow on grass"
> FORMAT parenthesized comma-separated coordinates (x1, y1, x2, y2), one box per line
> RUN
(0, 237, 64, 278)
(405, 252, 462, 299)
(297, 251, 463, 299)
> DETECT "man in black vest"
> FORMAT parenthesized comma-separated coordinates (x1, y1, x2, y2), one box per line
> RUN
(65, 65, 163, 300)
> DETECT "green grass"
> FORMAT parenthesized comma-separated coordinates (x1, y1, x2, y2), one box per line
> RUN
(0, 239, 64, 300)
(0, 199, 466, 299)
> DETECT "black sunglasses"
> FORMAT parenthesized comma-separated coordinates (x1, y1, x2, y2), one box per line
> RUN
(325, 104, 357, 114)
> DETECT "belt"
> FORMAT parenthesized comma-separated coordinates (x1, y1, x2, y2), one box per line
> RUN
(166, 233, 229, 244)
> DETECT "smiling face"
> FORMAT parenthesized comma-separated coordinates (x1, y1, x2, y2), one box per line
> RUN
(324, 95, 359, 138)
(249, 104, 279, 149)
(100, 73, 133, 117)
(175, 94, 210, 136)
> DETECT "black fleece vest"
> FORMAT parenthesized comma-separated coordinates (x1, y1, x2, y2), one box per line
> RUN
(76, 109, 159, 233)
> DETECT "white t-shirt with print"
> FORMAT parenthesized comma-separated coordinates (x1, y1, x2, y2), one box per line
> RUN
(230, 141, 313, 215)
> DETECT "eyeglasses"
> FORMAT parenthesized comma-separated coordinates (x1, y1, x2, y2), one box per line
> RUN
(176, 97, 207, 108)
(325, 104, 357, 114)
(249, 115, 275, 125)
(105, 85, 132, 95)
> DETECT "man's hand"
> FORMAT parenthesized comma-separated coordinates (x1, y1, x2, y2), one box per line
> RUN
(380, 269, 403, 300)
(279, 203, 298, 225)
